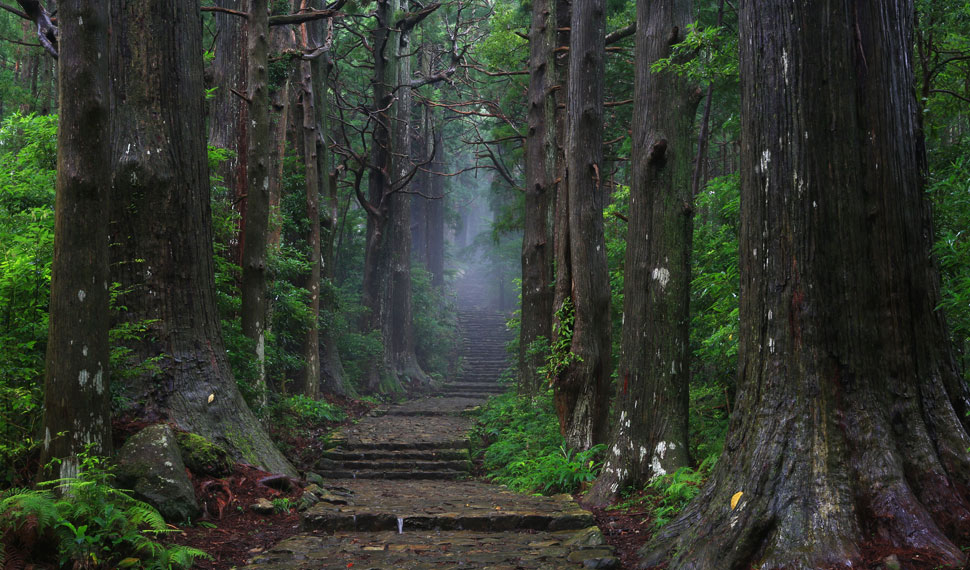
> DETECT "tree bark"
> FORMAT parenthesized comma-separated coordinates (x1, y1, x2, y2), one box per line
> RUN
(242, 0, 271, 404)
(587, 0, 698, 507)
(555, 0, 611, 451)
(519, 0, 556, 394)
(108, 0, 295, 477)
(427, 120, 445, 289)
(40, 0, 111, 479)
(208, 0, 249, 264)
(641, 2, 970, 568)
(383, 5, 428, 386)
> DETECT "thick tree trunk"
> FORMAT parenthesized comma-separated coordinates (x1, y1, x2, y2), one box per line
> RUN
(641, 3, 970, 568)
(519, 0, 556, 394)
(108, 0, 295, 477)
(554, 0, 612, 451)
(242, 0, 271, 403)
(208, 0, 249, 264)
(384, 11, 428, 386)
(587, 0, 698, 507)
(550, 0, 571, 386)
(40, 0, 112, 479)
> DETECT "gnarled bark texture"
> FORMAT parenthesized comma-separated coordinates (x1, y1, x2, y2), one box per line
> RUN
(41, 0, 112, 478)
(587, 0, 697, 506)
(108, 0, 295, 477)
(555, 0, 611, 451)
(640, 2, 970, 568)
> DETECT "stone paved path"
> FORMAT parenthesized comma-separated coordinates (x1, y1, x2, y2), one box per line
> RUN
(242, 287, 619, 568)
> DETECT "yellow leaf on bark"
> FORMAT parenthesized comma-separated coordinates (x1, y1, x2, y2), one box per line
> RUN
(731, 492, 743, 510)
(207, 393, 215, 404)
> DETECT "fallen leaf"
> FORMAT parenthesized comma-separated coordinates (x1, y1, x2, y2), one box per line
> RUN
(731, 491, 743, 510)
(208, 393, 215, 404)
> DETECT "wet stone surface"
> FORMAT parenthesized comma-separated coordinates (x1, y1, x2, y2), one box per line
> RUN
(302, 479, 595, 532)
(242, 303, 615, 568)
(243, 529, 618, 569)
(330, 415, 473, 450)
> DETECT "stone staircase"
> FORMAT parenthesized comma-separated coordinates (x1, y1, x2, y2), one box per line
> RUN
(242, 277, 620, 568)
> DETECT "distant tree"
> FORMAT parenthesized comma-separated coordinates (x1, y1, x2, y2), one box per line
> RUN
(39, 0, 112, 478)
(642, 2, 970, 567)
(587, 0, 698, 506)
(108, 0, 294, 476)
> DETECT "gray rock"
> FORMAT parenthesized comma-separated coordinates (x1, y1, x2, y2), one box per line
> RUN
(114, 424, 200, 522)
(564, 526, 605, 547)
(882, 554, 901, 570)
(252, 497, 275, 515)
(305, 471, 326, 487)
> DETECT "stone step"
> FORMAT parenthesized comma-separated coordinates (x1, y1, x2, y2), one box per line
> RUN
(301, 480, 596, 534)
(322, 448, 469, 461)
(243, 529, 618, 569)
(443, 383, 505, 391)
(315, 469, 469, 480)
(331, 415, 473, 451)
(319, 459, 472, 472)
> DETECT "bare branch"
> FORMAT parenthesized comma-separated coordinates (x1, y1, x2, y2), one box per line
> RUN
(15, 0, 57, 58)
(200, 6, 249, 19)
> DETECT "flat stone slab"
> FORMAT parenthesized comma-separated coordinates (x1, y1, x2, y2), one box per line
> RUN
(331, 415, 473, 450)
(242, 528, 618, 569)
(387, 396, 486, 416)
(303, 479, 595, 532)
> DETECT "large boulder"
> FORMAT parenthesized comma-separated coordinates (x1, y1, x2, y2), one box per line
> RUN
(114, 424, 200, 522)
(175, 431, 234, 477)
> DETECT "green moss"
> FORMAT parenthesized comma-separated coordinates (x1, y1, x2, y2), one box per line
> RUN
(175, 432, 234, 477)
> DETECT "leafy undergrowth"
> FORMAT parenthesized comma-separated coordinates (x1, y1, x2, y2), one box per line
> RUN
(473, 390, 605, 495)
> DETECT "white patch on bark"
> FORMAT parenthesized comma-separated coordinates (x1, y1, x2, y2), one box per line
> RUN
(651, 268, 670, 290)
(767, 310, 773, 321)
(78, 369, 90, 387)
(77, 290, 86, 302)
(753, 248, 757, 259)
(768, 337, 775, 353)
(82, 346, 88, 357)
(760, 149, 771, 173)
(650, 441, 676, 479)
(78, 16, 83, 26)
(44, 427, 51, 451)
(782, 49, 789, 84)
(93, 367, 104, 395)
(60, 457, 78, 480)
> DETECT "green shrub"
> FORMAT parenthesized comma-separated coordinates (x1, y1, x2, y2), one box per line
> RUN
(272, 394, 346, 428)
(475, 391, 605, 495)
(0, 451, 209, 569)
(647, 454, 717, 528)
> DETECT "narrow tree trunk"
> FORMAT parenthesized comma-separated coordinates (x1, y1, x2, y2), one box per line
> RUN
(242, 0, 271, 404)
(209, 0, 249, 264)
(108, 0, 294, 477)
(641, 3, 970, 568)
(554, 0, 612, 451)
(587, 0, 698, 507)
(427, 120, 445, 289)
(40, 0, 111, 479)
(297, 26, 322, 398)
(519, 0, 556, 394)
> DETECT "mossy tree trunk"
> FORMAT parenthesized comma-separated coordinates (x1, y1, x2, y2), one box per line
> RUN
(641, 2, 970, 568)
(108, 0, 295, 477)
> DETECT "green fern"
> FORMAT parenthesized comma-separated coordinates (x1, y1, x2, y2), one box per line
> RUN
(0, 448, 210, 568)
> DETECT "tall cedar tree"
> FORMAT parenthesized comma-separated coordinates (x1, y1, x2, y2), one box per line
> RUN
(641, 2, 970, 568)
(40, 0, 113, 478)
(519, 0, 556, 394)
(242, 0, 271, 402)
(108, 0, 295, 476)
(587, 0, 697, 506)
(555, 0, 611, 450)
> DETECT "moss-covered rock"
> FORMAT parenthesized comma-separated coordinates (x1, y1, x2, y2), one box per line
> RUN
(114, 424, 200, 522)
(175, 431, 234, 477)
